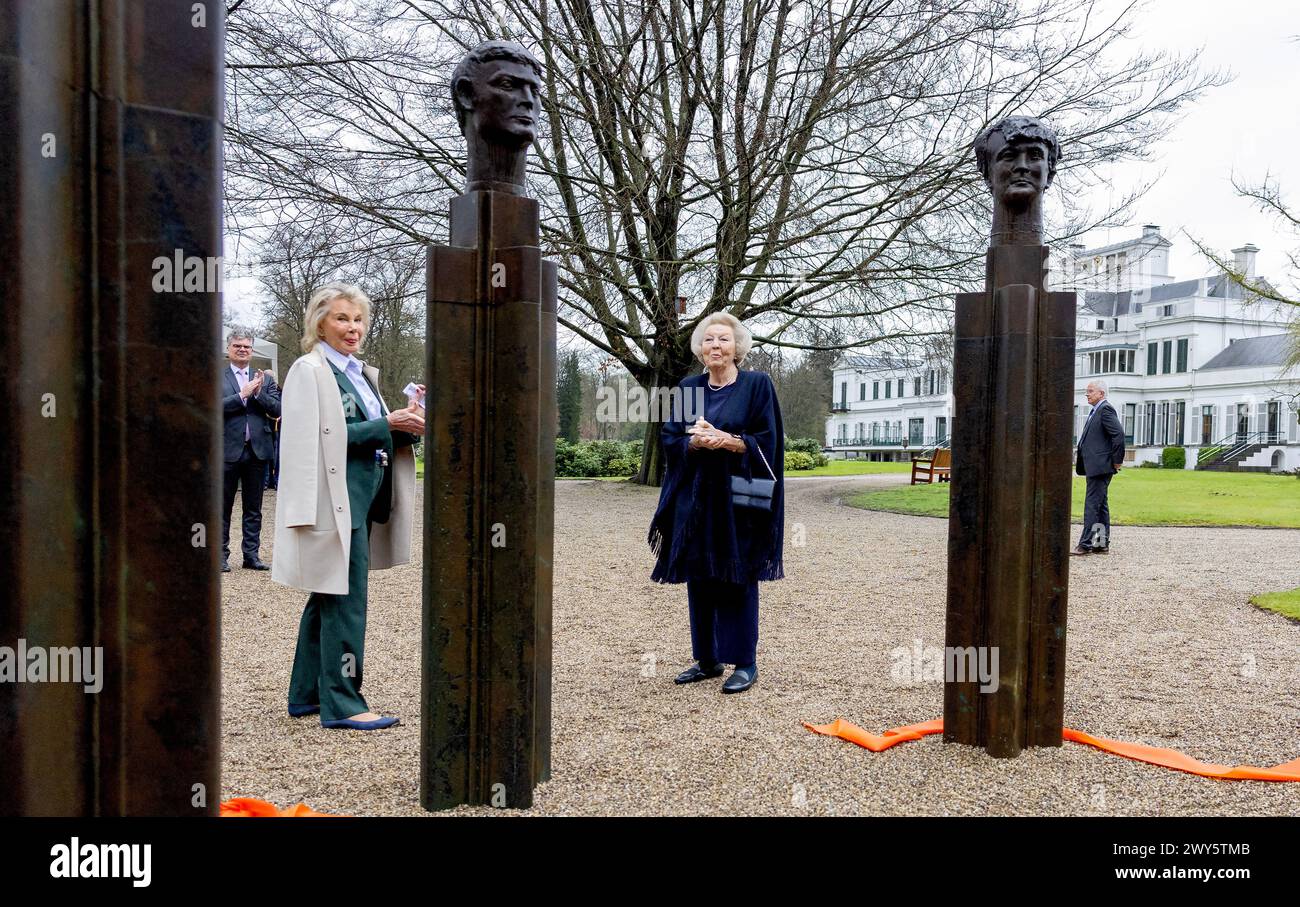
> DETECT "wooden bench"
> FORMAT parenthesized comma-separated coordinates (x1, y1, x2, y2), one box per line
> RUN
(910, 448, 951, 485)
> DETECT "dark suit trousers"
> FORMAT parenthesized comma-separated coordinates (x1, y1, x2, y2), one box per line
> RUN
(222, 441, 267, 564)
(687, 577, 759, 667)
(1078, 473, 1113, 550)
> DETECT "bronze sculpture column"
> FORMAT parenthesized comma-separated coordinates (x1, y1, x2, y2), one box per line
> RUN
(0, 0, 223, 814)
(422, 40, 555, 810)
(943, 117, 1075, 758)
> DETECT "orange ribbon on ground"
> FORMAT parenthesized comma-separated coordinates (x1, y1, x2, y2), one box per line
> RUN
(220, 797, 342, 817)
(804, 718, 1300, 782)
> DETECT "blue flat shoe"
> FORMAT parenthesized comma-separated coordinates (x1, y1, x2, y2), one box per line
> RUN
(721, 665, 757, 694)
(321, 715, 400, 730)
(288, 703, 320, 717)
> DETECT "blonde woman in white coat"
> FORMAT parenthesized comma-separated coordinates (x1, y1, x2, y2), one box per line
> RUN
(272, 282, 423, 730)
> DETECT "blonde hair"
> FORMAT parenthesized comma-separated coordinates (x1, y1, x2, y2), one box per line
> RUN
(300, 282, 372, 353)
(690, 312, 753, 367)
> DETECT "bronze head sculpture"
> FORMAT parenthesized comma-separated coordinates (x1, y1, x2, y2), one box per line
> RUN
(451, 40, 544, 194)
(973, 116, 1061, 246)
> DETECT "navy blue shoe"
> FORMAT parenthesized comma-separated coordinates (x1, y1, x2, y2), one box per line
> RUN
(721, 665, 757, 694)
(673, 661, 724, 684)
(321, 715, 399, 730)
(288, 703, 320, 717)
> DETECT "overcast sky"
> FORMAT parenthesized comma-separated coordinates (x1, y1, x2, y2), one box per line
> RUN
(222, 0, 1300, 331)
(1075, 0, 1299, 284)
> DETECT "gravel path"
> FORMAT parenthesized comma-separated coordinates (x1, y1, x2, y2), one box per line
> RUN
(222, 474, 1300, 816)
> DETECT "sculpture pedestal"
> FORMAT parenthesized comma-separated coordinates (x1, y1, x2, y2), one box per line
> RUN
(943, 244, 1075, 758)
(0, 0, 223, 816)
(421, 190, 556, 809)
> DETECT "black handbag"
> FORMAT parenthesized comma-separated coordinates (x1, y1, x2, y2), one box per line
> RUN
(730, 442, 777, 512)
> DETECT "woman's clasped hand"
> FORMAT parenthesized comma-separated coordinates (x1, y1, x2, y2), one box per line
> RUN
(687, 418, 742, 452)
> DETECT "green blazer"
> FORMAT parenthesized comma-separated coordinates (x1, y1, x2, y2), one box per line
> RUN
(328, 363, 402, 530)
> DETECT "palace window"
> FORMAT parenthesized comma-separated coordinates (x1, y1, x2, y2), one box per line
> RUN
(1146, 342, 1157, 375)
(1088, 349, 1135, 374)
(873, 381, 879, 400)
(1176, 338, 1188, 373)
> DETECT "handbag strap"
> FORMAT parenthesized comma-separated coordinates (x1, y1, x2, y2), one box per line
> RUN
(751, 440, 776, 482)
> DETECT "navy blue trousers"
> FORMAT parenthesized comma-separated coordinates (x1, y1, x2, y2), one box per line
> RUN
(687, 577, 759, 667)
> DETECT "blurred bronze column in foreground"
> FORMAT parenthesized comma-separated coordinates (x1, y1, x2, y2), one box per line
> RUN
(944, 117, 1075, 758)
(0, 0, 223, 814)
(422, 40, 555, 810)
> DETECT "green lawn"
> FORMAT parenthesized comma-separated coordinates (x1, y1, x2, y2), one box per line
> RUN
(1250, 588, 1300, 621)
(789, 459, 912, 477)
(848, 469, 1300, 528)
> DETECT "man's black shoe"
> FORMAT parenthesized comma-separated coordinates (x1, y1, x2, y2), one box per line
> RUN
(221, 562, 232, 573)
(1069, 546, 1091, 557)
(243, 559, 271, 571)
(674, 661, 724, 684)
(721, 665, 757, 694)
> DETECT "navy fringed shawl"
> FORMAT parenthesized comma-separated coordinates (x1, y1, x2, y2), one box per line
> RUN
(647, 369, 785, 584)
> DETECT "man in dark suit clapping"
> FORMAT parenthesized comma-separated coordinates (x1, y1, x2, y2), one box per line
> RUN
(222, 329, 281, 572)
(1072, 379, 1126, 556)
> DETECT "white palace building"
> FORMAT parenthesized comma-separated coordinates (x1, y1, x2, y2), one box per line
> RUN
(826, 226, 1300, 471)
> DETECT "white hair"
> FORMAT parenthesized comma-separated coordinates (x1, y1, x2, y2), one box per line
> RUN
(1087, 378, 1108, 396)
(690, 312, 753, 366)
(301, 282, 372, 353)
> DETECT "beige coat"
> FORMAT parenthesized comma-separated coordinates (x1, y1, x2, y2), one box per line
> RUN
(271, 344, 416, 594)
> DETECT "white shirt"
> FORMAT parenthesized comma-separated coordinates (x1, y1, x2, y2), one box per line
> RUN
(229, 363, 250, 406)
(320, 343, 383, 421)
(1080, 398, 1108, 440)
(230, 363, 252, 441)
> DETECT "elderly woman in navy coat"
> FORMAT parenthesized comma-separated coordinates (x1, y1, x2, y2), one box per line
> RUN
(648, 312, 784, 693)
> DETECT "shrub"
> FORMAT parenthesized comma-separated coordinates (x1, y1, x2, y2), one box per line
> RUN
(1161, 446, 1186, 470)
(607, 455, 641, 477)
(785, 436, 828, 468)
(555, 438, 641, 477)
(1138, 459, 1161, 469)
(785, 450, 816, 471)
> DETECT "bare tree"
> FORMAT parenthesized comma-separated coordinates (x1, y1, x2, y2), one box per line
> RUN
(255, 216, 428, 403)
(226, 0, 1223, 484)
(1188, 175, 1300, 422)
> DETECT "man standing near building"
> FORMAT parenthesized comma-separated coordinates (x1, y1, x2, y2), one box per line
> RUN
(1072, 379, 1126, 555)
(222, 329, 281, 572)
